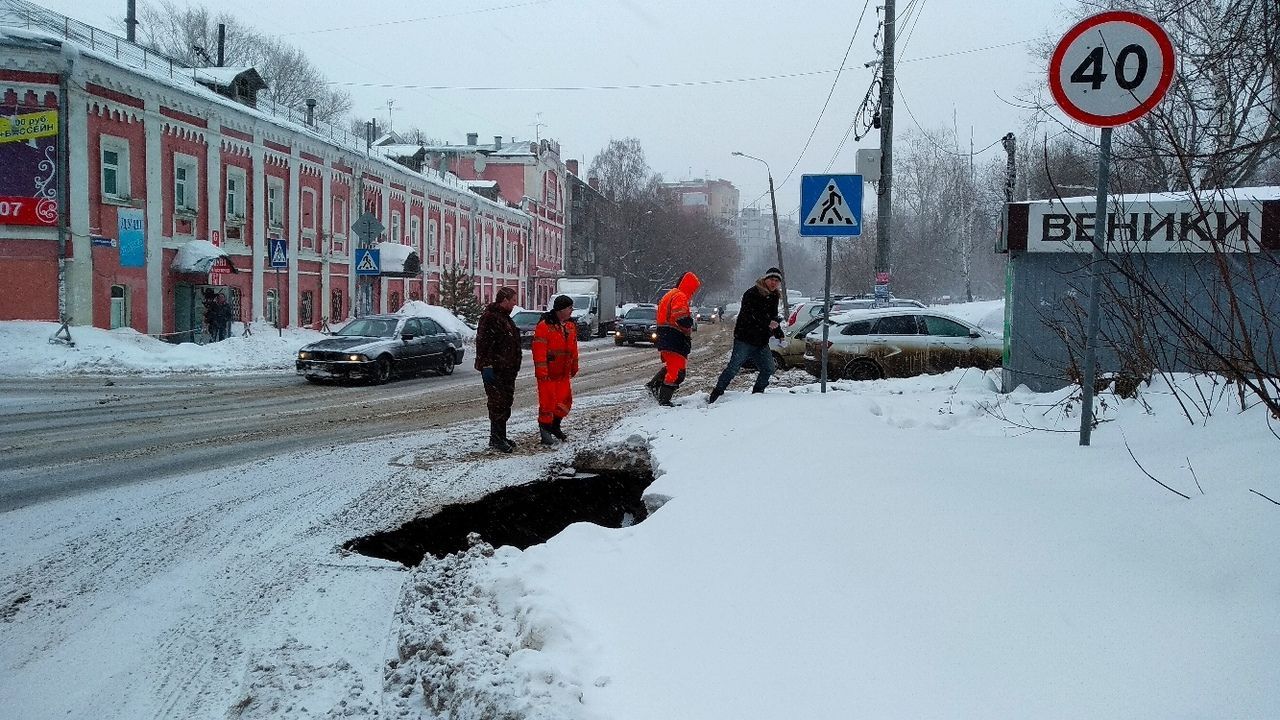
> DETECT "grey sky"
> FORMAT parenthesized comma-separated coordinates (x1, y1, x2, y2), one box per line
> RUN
(39, 0, 1066, 212)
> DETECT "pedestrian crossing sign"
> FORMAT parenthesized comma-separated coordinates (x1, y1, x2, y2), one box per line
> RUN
(799, 174, 863, 237)
(354, 248, 381, 276)
(268, 237, 288, 268)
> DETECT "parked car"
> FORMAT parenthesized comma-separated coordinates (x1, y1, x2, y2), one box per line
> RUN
(614, 305, 659, 346)
(787, 297, 925, 326)
(511, 310, 543, 348)
(802, 308, 1001, 381)
(296, 314, 465, 384)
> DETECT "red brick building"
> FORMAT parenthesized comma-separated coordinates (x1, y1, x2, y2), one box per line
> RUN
(0, 9, 536, 337)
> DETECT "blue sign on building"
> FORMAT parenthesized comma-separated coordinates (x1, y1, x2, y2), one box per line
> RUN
(268, 237, 288, 269)
(354, 248, 381, 276)
(799, 174, 863, 237)
(117, 208, 145, 267)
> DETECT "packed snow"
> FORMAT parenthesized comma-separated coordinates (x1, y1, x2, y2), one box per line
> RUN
(0, 300, 1276, 718)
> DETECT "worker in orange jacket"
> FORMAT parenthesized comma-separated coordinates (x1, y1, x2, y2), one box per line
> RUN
(532, 294, 580, 445)
(646, 271, 701, 406)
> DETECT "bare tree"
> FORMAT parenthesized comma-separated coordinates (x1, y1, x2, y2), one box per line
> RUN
(135, 0, 352, 122)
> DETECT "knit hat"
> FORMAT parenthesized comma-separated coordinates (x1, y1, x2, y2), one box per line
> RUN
(552, 294, 574, 311)
(763, 267, 783, 282)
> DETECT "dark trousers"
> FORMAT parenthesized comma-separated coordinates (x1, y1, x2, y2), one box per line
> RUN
(714, 339, 775, 394)
(484, 368, 518, 424)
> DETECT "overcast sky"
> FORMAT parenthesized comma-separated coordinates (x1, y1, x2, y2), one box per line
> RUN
(39, 0, 1069, 212)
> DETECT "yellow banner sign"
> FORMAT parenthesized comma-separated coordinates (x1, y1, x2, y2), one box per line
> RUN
(0, 110, 59, 144)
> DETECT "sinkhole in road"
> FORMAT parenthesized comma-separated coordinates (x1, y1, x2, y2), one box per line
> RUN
(343, 446, 657, 567)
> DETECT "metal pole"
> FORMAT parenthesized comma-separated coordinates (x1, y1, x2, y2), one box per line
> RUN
(275, 266, 282, 337)
(874, 0, 896, 295)
(766, 172, 790, 318)
(1079, 126, 1112, 446)
(55, 48, 72, 341)
(820, 236, 832, 393)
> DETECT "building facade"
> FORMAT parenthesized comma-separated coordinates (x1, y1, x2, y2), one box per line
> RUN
(563, 159, 612, 277)
(0, 9, 536, 337)
(660, 178, 740, 232)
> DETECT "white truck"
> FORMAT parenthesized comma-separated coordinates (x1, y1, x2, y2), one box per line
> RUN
(551, 276, 618, 338)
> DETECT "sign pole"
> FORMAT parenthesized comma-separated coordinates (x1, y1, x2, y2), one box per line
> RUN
(820, 236, 832, 393)
(275, 266, 282, 337)
(1078, 126, 1111, 445)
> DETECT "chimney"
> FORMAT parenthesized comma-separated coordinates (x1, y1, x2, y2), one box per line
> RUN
(588, 176, 600, 190)
(466, 132, 478, 146)
(566, 159, 579, 176)
(217, 23, 225, 66)
(494, 135, 503, 150)
(305, 98, 316, 126)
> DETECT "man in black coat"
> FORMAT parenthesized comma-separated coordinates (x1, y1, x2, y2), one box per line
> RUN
(707, 267, 785, 403)
(474, 287, 522, 452)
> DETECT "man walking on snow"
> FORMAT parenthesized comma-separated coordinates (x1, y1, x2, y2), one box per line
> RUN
(475, 287, 522, 452)
(646, 271, 701, 406)
(532, 295, 580, 446)
(708, 266, 785, 403)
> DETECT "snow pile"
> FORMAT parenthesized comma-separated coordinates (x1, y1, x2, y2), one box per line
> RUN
(0, 321, 326, 376)
(397, 301, 476, 340)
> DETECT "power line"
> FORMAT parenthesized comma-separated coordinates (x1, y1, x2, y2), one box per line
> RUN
(329, 65, 871, 92)
(895, 79, 1002, 158)
(279, 0, 555, 37)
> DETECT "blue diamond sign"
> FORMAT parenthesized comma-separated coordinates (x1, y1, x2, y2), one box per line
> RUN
(799, 174, 863, 237)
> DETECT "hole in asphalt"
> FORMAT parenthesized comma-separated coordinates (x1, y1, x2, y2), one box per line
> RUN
(343, 445, 656, 567)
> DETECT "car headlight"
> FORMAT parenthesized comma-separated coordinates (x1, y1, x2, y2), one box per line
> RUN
(349, 354, 365, 362)
(298, 351, 311, 360)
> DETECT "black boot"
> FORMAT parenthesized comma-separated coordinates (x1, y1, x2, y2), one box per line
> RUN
(708, 387, 724, 404)
(489, 419, 513, 453)
(657, 383, 677, 407)
(539, 422, 559, 446)
(645, 369, 665, 399)
(550, 417, 567, 441)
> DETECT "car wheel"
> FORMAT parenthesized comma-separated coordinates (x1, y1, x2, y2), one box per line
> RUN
(439, 357, 455, 375)
(304, 375, 324, 385)
(844, 358, 882, 381)
(373, 355, 393, 384)
(771, 351, 786, 370)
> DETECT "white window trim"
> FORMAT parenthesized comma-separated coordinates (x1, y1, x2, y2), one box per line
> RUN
(391, 211, 402, 244)
(226, 167, 247, 221)
(410, 216, 421, 252)
(267, 177, 285, 229)
(100, 135, 130, 201)
(428, 219, 438, 259)
(173, 153, 199, 214)
(301, 187, 317, 232)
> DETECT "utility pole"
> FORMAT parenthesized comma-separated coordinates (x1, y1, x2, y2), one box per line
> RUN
(874, 0, 896, 298)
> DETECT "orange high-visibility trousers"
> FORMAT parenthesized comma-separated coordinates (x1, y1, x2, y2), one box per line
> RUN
(537, 377, 573, 425)
(659, 350, 687, 386)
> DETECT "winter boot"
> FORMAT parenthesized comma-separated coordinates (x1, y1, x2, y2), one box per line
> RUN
(645, 369, 665, 400)
(657, 383, 677, 407)
(539, 423, 559, 446)
(708, 386, 724, 404)
(550, 416, 567, 441)
(489, 419, 514, 453)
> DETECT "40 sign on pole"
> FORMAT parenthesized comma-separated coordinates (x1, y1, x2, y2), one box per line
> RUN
(1049, 11, 1175, 128)
(1048, 11, 1174, 447)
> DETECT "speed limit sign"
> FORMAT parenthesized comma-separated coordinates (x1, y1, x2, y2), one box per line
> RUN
(1049, 11, 1174, 127)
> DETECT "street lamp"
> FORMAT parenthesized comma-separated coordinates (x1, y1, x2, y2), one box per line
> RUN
(731, 151, 789, 316)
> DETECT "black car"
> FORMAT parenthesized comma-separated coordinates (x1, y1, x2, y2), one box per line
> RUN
(296, 314, 465, 384)
(614, 306, 659, 346)
(511, 310, 543, 348)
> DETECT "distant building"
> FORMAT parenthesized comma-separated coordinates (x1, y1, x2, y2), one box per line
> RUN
(659, 178, 740, 232)
(563, 159, 612, 276)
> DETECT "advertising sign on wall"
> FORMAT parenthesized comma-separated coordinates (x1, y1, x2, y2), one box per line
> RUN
(118, 207, 146, 267)
(0, 109, 59, 226)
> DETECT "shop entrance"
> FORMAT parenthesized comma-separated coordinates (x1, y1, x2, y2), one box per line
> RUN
(173, 283, 232, 344)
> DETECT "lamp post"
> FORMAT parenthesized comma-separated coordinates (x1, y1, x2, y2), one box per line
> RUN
(732, 151, 789, 316)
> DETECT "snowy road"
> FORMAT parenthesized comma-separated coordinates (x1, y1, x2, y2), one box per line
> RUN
(0, 330, 726, 511)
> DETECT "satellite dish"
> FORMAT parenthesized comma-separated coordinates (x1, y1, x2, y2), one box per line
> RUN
(473, 155, 487, 172)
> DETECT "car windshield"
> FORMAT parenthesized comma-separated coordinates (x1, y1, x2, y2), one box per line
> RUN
(566, 294, 593, 310)
(512, 311, 542, 326)
(625, 308, 657, 321)
(336, 318, 398, 337)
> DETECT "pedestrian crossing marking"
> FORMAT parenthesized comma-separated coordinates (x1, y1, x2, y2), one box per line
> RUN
(270, 244, 287, 265)
(804, 180, 857, 226)
(356, 251, 379, 272)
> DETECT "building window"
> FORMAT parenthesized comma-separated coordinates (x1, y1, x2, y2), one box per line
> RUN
(389, 290, 401, 313)
(226, 167, 246, 220)
(100, 136, 129, 199)
(302, 188, 317, 230)
(331, 195, 345, 234)
(227, 287, 242, 327)
(265, 288, 280, 327)
(391, 211, 402, 244)
(331, 288, 344, 322)
(174, 154, 199, 212)
(267, 178, 284, 228)
(410, 216, 421, 253)
(300, 290, 314, 327)
(109, 284, 129, 329)
(428, 219, 438, 260)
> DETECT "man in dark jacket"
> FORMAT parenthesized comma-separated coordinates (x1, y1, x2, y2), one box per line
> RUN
(708, 267, 785, 403)
(474, 287, 522, 452)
